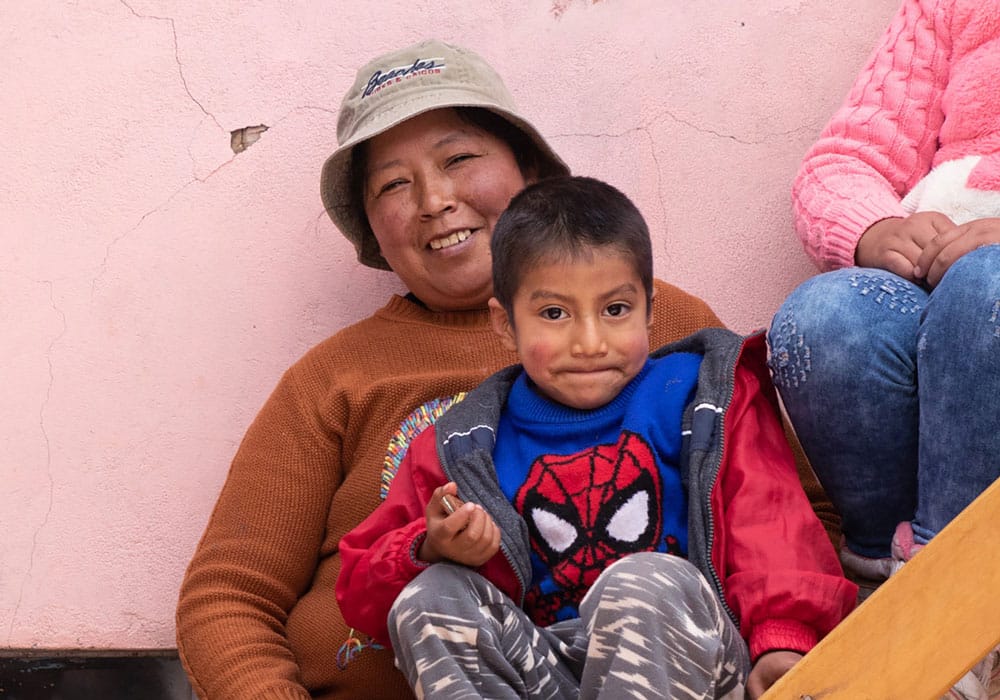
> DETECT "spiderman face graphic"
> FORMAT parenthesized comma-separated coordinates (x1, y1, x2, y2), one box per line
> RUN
(515, 431, 663, 619)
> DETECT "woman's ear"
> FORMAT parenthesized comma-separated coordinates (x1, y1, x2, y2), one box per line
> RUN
(488, 297, 518, 352)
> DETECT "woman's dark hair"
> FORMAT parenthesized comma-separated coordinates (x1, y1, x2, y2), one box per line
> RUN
(346, 107, 555, 253)
(453, 107, 548, 180)
(491, 176, 654, 317)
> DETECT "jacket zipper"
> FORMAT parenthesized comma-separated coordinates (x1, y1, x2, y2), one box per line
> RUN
(702, 337, 752, 628)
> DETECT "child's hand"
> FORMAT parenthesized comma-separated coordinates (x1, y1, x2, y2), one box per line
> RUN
(745, 650, 803, 698)
(913, 216, 1000, 288)
(418, 482, 501, 567)
(856, 212, 955, 281)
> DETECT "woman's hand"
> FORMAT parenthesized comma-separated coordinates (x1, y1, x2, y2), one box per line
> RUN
(419, 482, 501, 567)
(855, 212, 955, 281)
(914, 217, 1000, 288)
(745, 650, 803, 698)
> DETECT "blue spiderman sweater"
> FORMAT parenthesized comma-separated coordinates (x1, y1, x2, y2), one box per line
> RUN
(493, 353, 702, 625)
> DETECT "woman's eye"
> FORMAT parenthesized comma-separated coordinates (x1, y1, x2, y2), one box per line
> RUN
(446, 153, 477, 167)
(541, 307, 566, 321)
(606, 303, 630, 317)
(376, 179, 407, 196)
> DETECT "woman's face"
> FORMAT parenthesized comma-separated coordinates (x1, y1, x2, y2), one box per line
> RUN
(362, 108, 531, 312)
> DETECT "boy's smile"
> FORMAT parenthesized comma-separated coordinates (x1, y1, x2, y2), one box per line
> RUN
(489, 250, 652, 410)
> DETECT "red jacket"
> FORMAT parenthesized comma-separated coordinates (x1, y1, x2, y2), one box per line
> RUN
(338, 329, 856, 660)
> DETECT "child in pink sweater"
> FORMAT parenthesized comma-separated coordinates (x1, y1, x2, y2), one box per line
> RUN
(768, 0, 1000, 696)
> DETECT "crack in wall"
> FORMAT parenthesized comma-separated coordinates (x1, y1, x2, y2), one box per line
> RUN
(88, 2, 246, 293)
(90, 165, 233, 298)
(635, 125, 667, 230)
(92, 101, 348, 294)
(648, 108, 751, 145)
(118, 0, 222, 131)
(552, 125, 670, 224)
(552, 115, 812, 260)
(651, 107, 821, 145)
(6, 281, 64, 645)
(118, 0, 238, 183)
(578, 126, 666, 225)
(311, 209, 328, 239)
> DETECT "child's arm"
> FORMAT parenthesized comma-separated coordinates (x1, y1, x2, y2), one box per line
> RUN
(419, 484, 501, 567)
(336, 429, 447, 646)
(336, 430, 502, 646)
(746, 651, 803, 699)
(792, 0, 951, 271)
(715, 352, 856, 679)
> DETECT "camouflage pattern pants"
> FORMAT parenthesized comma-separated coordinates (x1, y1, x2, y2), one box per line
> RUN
(388, 551, 749, 699)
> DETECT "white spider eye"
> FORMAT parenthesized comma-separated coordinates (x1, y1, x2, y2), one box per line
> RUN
(606, 491, 649, 543)
(530, 508, 578, 553)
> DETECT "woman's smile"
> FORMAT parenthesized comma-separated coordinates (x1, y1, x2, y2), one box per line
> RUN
(363, 109, 530, 312)
(428, 228, 475, 251)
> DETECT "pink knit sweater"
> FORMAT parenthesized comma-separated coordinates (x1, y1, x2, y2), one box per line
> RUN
(793, 0, 1000, 270)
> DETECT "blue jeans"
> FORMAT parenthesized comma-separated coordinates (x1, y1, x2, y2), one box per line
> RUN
(768, 245, 1000, 558)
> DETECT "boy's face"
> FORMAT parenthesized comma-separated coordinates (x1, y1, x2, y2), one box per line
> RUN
(489, 249, 652, 410)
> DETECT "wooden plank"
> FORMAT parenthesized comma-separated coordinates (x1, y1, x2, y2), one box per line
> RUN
(762, 477, 1000, 700)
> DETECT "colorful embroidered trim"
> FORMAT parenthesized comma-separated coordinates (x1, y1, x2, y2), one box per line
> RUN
(380, 392, 467, 499)
(336, 628, 384, 670)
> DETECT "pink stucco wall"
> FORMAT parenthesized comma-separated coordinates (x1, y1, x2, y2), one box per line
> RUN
(1, 0, 898, 649)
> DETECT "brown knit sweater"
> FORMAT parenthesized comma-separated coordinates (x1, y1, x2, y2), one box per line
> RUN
(176, 281, 731, 699)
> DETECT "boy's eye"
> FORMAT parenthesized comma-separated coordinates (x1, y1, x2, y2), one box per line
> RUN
(541, 307, 567, 321)
(606, 303, 630, 317)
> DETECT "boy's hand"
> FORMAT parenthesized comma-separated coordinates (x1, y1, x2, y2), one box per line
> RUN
(746, 650, 803, 698)
(418, 482, 501, 567)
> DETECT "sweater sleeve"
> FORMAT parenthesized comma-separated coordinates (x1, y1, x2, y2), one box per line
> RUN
(175, 363, 339, 700)
(715, 353, 857, 661)
(792, 0, 951, 270)
(336, 431, 443, 648)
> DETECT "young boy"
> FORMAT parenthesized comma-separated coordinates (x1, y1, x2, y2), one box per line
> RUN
(337, 176, 856, 699)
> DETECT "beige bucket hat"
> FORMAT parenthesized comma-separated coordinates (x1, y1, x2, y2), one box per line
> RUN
(320, 39, 570, 270)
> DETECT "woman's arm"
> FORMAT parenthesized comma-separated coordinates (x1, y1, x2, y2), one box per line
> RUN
(792, 0, 951, 270)
(176, 366, 340, 700)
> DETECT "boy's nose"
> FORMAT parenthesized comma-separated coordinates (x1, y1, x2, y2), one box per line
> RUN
(571, 322, 609, 357)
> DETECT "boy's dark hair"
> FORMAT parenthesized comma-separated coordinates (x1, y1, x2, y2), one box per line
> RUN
(491, 176, 654, 315)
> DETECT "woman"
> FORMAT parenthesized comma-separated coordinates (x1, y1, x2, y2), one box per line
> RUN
(175, 39, 722, 699)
